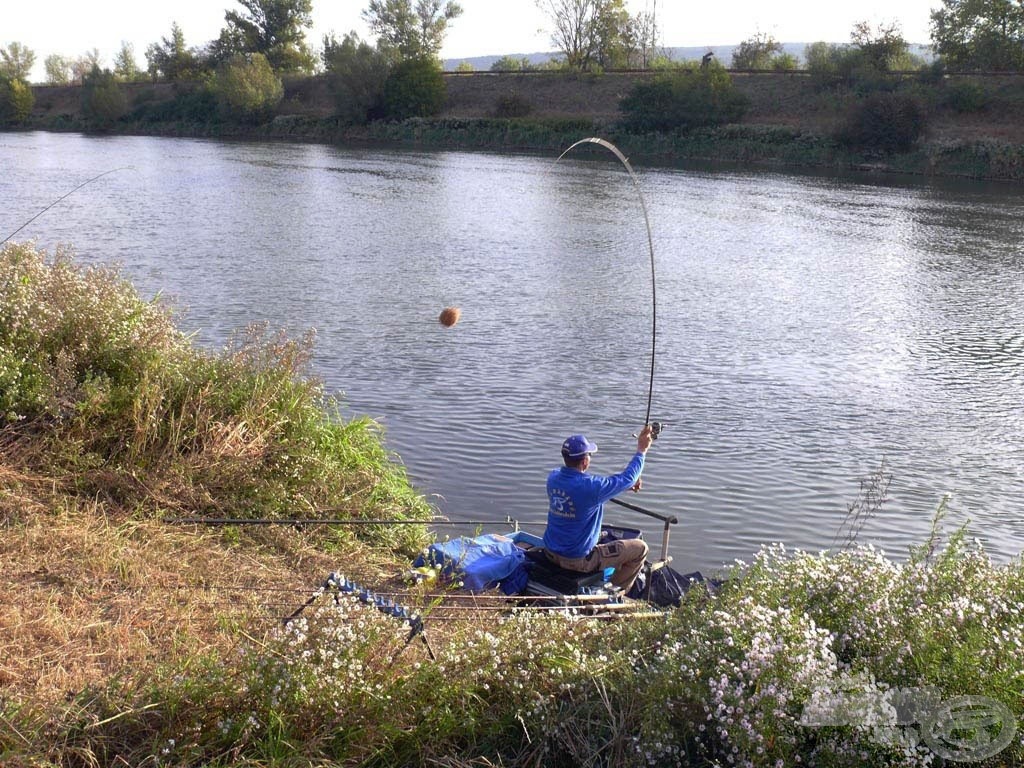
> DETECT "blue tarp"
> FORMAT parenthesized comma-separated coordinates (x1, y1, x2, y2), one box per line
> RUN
(414, 533, 528, 594)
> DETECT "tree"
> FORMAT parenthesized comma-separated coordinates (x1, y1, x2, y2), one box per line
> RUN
(363, 0, 463, 60)
(113, 42, 142, 82)
(81, 66, 127, 127)
(44, 54, 72, 85)
(145, 22, 202, 81)
(731, 32, 784, 69)
(213, 53, 283, 121)
(850, 21, 910, 72)
(382, 56, 446, 119)
(220, 0, 316, 73)
(71, 49, 103, 85)
(0, 75, 34, 122)
(537, 0, 601, 70)
(322, 32, 391, 123)
(0, 42, 36, 81)
(538, 0, 655, 71)
(625, 6, 660, 69)
(931, 0, 1024, 70)
(592, 0, 631, 69)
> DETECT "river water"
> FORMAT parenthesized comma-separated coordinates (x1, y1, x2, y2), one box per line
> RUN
(3, 131, 1023, 571)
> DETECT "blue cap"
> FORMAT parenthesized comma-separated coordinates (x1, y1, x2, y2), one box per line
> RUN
(561, 434, 598, 458)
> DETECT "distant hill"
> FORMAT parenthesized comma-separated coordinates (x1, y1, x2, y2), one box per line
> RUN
(443, 43, 933, 71)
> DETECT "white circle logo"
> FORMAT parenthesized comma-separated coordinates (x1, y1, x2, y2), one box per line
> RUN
(921, 695, 1017, 762)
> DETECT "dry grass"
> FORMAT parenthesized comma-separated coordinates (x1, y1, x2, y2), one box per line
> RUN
(0, 488, 398, 708)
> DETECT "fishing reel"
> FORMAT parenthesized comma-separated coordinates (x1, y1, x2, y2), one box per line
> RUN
(634, 421, 664, 440)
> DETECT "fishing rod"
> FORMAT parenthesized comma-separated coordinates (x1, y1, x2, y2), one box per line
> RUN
(167, 516, 519, 528)
(1, 166, 132, 246)
(556, 138, 661, 437)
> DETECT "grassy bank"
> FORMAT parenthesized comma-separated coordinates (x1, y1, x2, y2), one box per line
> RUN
(3, 244, 1023, 767)
(21, 110, 1024, 183)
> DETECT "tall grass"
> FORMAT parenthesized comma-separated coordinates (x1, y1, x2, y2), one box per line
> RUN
(0, 242, 431, 550)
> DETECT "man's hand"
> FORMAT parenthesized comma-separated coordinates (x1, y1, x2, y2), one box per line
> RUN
(630, 478, 643, 493)
(636, 424, 654, 454)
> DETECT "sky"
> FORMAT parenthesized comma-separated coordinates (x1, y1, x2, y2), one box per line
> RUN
(5, 0, 942, 82)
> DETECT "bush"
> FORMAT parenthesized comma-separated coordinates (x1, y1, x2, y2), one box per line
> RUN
(493, 92, 532, 118)
(838, 92, 927, 153)
(323, 33, 390, 125)
(772, 53, 799, 71)
(81, 66, 127, 127)
(805, 42, 895, 92)
(0, 243, 432, 537)
(618, 64, 748, 133)
(945, 80, 989, 113)
(382, 57, 446, 121)
(127, 86, 219, 124)
(0, 75, 34, 123)
(213, 53, 283, 123)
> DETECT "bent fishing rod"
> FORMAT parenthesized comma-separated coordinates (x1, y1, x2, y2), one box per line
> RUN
(1, 166, 132, 246)
(556, 137, 661, 439)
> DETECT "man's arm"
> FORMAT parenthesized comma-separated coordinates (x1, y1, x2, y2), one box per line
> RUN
(593, 425, 654, 503)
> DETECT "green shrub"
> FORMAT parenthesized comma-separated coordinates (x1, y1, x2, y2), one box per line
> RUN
(0, 243, 431, 540)
(945, 80, 989, 113)
(81, 66, 127, 127)
(213, 53, 283, 123)
(323, 33, 391, 125)
(382, 57, 446, 121)
(493, 92, 532, 118)
(618, 64, 748, 133)
(805, 41, 899, 93)
(772, 53, 799, 71)
(127, 86, 219, 124)
(838, 92, 927, 153)
(0, 75, 34, 122)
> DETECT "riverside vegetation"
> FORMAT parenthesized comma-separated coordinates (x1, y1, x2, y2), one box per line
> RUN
(2, 243, 1024, 767)
(7, 60, 1024, 182)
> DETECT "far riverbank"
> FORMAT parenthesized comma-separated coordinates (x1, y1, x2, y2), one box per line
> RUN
(12, 70, 1024, 182)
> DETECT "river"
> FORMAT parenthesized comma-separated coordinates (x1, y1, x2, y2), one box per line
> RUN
(3, 131, 1023, 572)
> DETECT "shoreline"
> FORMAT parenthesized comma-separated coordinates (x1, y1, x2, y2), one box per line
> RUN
(10, 116, 1024, 184)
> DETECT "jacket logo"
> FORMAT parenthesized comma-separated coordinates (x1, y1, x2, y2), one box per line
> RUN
(549, 488, 576, 519)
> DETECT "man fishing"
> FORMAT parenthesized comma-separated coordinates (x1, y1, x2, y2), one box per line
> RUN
(543, 425, 654, 592)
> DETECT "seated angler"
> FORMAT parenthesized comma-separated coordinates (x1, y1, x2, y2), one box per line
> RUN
(543, 425, 653, 592)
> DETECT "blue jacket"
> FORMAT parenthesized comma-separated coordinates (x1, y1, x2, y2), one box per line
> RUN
(543, 452, 645, 559)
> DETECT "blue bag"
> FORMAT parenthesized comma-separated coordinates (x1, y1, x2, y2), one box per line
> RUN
(415, 533, 527, 593)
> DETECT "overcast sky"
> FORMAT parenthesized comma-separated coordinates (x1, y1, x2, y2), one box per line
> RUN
(6, 0, 940, 81)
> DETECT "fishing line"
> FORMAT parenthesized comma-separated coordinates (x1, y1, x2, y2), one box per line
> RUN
(556, 138, 659, 431)
(1, 166, 132, 246)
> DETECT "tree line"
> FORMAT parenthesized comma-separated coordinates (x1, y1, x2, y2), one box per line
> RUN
(1, 0, 1022, 139)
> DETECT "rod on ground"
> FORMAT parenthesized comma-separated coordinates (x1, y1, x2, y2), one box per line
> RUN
(167, 516, 519, 528)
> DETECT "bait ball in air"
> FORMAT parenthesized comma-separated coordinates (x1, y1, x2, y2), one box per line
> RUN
(439, 307, 461, 327)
